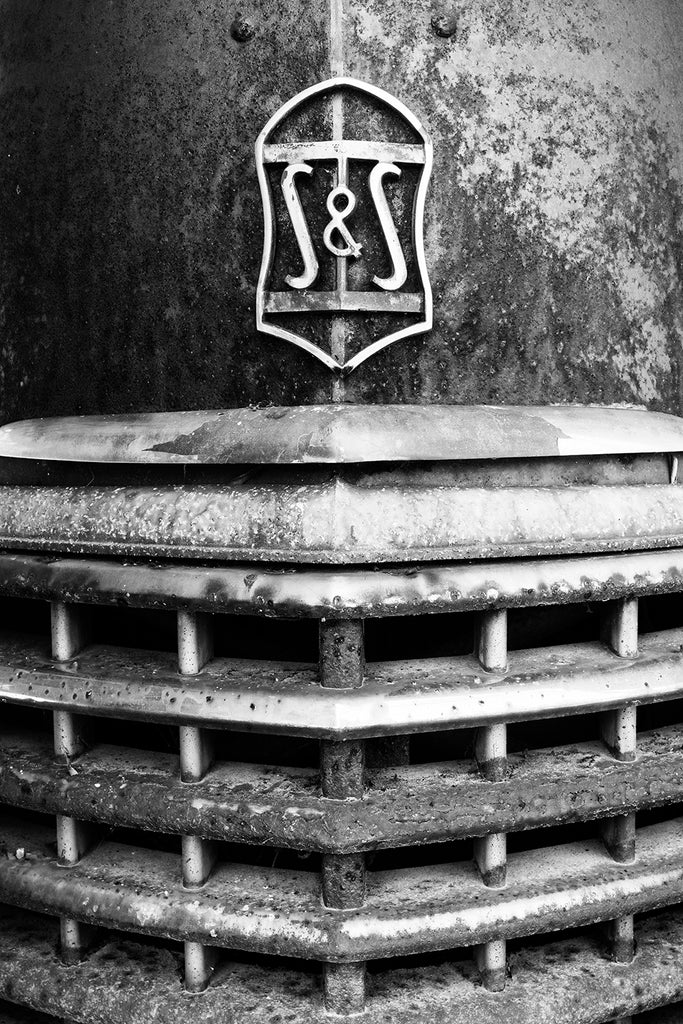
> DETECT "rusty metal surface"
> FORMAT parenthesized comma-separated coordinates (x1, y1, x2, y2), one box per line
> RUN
(3, 905, 683, 1024)
(3, 629, 683, 737)
(340, 0, 683, 410)
(0, 477, 683, 563)
(3, 727, 683, 854)
(1, 405, 683, 465)
(3, 814, 683, 962)
(1, 2, 682, 414)
(3, 548, 683, 618)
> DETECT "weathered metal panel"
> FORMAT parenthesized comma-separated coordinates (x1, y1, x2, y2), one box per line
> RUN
(3, 727, 683, 854)
(1, 1, 682, 413)
(342, 0, 683, 410)
(0, 0, 333, 417)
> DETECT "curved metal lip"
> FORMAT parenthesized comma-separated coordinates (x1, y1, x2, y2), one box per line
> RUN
(0, 404, 681, 465)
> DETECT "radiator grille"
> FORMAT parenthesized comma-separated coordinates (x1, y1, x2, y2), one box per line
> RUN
(1, 553, 683, 1022)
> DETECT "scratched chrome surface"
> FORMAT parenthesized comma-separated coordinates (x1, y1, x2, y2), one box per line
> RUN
(0, 405, 681, 562)
(0, 405, 682, 464)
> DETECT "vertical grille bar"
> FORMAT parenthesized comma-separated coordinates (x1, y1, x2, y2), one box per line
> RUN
(319, 618, 367, 1015)
(177, 611, 217, 994)
(474, 608, 508, 992)
(51, 601, 94, 966)
(602, 598, 638, 992)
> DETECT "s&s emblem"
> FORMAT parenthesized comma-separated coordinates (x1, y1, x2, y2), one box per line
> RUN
(255, 78, 432, 372)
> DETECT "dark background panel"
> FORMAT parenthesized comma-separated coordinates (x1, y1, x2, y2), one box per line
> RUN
(0, 0, 334, 419)
(0, 0, 682, 415)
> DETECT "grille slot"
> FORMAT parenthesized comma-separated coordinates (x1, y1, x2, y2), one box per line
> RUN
(2, 552, 683, 1022)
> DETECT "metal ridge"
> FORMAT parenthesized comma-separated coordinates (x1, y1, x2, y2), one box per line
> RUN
(0, 480, 682, 563)
(2, 727, 683, 853)
(3, 816, 683, 961)
(0, 549, 683, 617)
(1, 629, 683, 736)
(2, 905, 683, 1023)
(0, 404, 681, 465)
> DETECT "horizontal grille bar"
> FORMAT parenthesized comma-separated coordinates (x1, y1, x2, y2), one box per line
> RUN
(3, 816, 683, 961)
(2, 727, 683, 852)
(2, 905, 683, 1024)
(0, 482, 683, 563)
(1, 630, 683, 736)
(1, 548, 683, 617)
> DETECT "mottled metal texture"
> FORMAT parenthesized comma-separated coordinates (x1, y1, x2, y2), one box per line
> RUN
(3, 726, 683, 853)
(3, 813, 683, 961)
(3, 906, 683, 1024)
(1, 405, 683, 464)
(0, 406, 680, 563)
(341, 0, 683, 409)
(1, 472, 683, 563)
(3, 548, 683, 618)
(1, 1, 682, 413)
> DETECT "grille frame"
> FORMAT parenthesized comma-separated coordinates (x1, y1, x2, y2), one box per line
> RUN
(2, 405, 683, 1023)
(0, 557, 683, 1021)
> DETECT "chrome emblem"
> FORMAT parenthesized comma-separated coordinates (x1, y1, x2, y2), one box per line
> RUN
(255, 78, 433, 372)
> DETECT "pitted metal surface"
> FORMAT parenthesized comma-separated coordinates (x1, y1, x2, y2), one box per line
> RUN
(3, 906, 683, 1024)
(3, 627, 683, 737)
(1, 0, 683, 1018)
(0, 555, 683, 1018)
(1, 478, 683, 563)
(2, 814, 683, 961)
(3, 727, 683, 853)
(2, 548, 683, 618)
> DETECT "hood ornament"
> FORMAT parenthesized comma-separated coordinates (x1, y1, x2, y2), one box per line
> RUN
(255, 77, 433, 372)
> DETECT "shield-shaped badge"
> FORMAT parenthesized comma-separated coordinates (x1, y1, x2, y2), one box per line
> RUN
(255, 77, 433, 372)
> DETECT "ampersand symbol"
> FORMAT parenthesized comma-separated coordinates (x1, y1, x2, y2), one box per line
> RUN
(323, 185, 363, 259)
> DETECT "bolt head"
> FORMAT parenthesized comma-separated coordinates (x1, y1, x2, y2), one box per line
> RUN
(231, 13, 256, 42)
(431, 12, 459, 37)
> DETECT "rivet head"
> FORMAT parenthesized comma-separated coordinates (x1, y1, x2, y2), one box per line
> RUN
(231, 12, 256, 42)
(431, 11, 459, 37)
